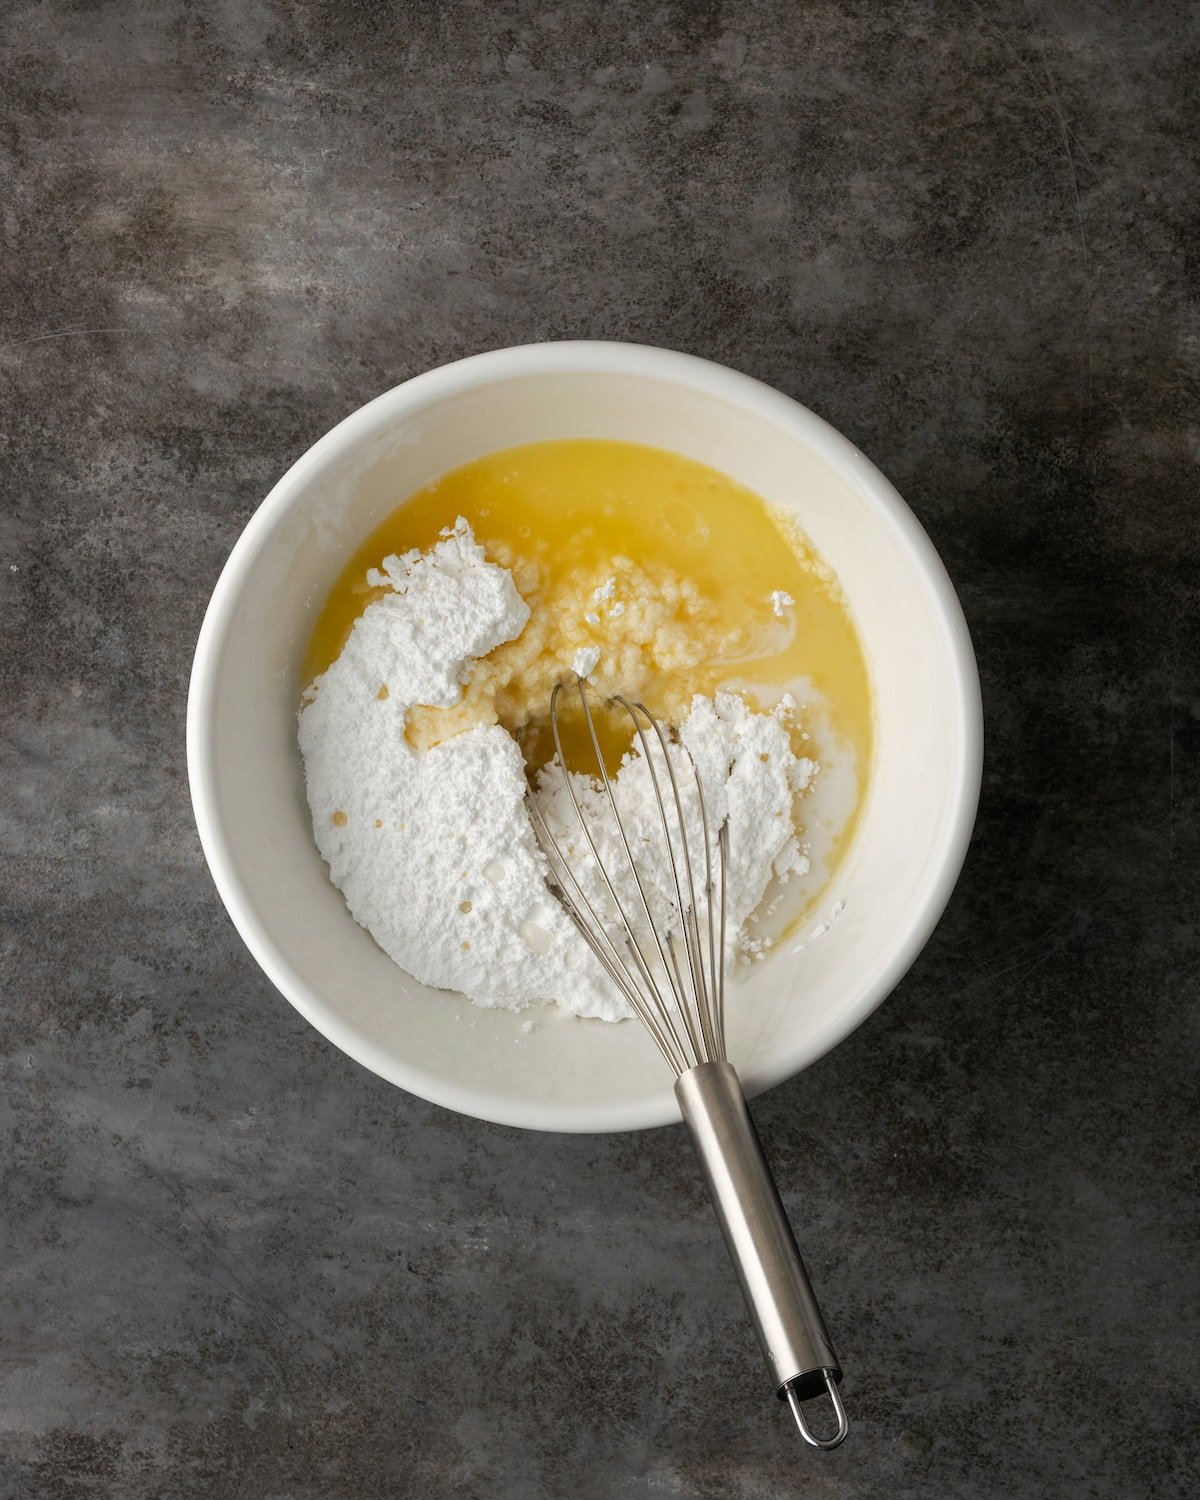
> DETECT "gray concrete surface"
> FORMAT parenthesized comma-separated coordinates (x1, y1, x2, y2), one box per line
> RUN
(3, 1, 1198, 1495)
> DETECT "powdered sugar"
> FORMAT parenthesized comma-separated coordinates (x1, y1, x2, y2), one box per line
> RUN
(534, 694, 810, 955)
(571, 646, 601, 681)
(769, 589, 795, 618)
(299, 520, 820, 1022)
(680, 694, 814, 893)
(325, 517, 531, 710)
(584, 578, 622, 630)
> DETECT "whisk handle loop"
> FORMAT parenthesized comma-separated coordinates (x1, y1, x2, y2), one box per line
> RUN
(675, 1060, 846, 1445)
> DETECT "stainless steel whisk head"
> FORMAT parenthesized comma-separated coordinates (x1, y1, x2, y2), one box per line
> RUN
(528, 677, 849, 1450)
(528, 678, 729, 1077)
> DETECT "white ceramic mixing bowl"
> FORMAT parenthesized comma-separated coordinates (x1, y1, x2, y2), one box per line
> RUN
(187, 342, 982, 1132)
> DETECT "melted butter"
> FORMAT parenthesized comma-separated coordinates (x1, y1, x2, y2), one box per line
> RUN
(303, 438, 873, 915)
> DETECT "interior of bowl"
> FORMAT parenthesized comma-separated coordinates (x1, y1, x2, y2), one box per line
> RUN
(189, 345, 980, 1132)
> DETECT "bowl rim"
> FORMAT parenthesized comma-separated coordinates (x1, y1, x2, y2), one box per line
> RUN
(187, 340, 983, 1133)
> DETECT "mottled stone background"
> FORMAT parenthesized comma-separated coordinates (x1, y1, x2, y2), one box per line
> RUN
(2, 1, 1197, 1496)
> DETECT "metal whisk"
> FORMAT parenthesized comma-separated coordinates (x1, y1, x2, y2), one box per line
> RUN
(528, 678, 848, 1449)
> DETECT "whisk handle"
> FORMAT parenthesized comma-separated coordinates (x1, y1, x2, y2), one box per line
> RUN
(675, 1059, 847, 1447)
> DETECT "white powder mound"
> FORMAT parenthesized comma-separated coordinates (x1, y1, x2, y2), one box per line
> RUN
(572, 646, 601, 681)
(681, 694, 815, 893)
(770, 589, 795, 618)
(535, 694, 811, 950)
(339, 516, 531, 709)
(299, 521, 818, 1023)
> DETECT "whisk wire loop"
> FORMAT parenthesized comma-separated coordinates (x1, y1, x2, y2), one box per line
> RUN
(615, 695, 716, 1069)
(691, 763, 722, 1065)
(526, 785, 684, 1073)
(541, 679, 727, 1076)
(588, 690, 705, 1072)
(546, 682, 693, 1072)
